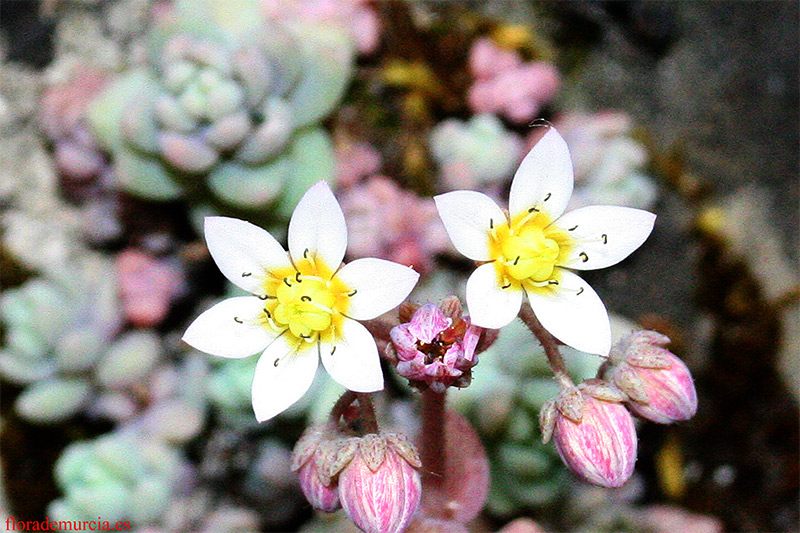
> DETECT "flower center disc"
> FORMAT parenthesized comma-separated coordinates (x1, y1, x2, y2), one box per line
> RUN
(489, 211, 571, 288)
(261, 255, 351, 347)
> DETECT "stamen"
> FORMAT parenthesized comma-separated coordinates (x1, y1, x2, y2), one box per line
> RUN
(303, 248, 310, 258)
(501, 282, 512, 289)
(295, 271, 302, 283)
(264, 308, 272, 318)
(577, 287, 585, 295)
(543, 192, 552, 201)
(513, 256, 520, 266)
(300, 295, 311, 302)
(258, 294, 276, 300)
(601, 234, 608, 244)
(568, 225, 578, 231)
(548, 279, 559, 285)
(348, 289, 357, 297)
(273, 358, 280, 367)
(528, 206, 540, 213)
(579, 252, 589, 262)
(233, 317, 243, 324)
(489, 218, 494, 229)
(309, 300, 335, 314)
(241, 272, 252, 277)
(283, 277, 292, 287)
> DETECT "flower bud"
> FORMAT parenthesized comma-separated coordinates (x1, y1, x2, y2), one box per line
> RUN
(338, 433, 422, 533)
(290, 426, 341, 512)
(600, 330, 697, 424)
(387, 299, 482, 392)
(542, 382, 637, 488)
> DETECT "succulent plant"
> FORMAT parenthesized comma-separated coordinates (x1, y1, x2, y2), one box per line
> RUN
(429, 114, 523, 191)
(89, 0, 354, 217)
(48, 428, 192, 528)
(0, 255, 170, 424)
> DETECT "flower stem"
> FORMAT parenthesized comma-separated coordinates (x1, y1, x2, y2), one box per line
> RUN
(329, 391, 379, 434)
(420, 388, 447, 491)
(519, 302, 574, 390)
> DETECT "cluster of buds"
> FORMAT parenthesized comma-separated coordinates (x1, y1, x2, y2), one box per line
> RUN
(386, 298, 485, 393)
(291, 427, 422, 533)
(540, 331, 697, 488)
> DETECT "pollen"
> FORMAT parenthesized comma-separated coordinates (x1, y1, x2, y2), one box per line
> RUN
(488, 209, 572, 290)
(259, 253, 351, 347)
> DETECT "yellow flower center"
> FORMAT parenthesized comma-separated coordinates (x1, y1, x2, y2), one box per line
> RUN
(259, 253, 352, 350)
(488, 209, 572, 293)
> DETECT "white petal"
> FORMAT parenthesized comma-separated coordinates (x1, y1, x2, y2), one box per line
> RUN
(205, 216, 291, 294)
(251, 337, 319, 421)
(466, 263, 523, 329)
(525, 269, 611, 355)
(335, 258, 419, 320)
(320, 319, 383, 392)
(288, 181, 347, 268)
(434, 191, 503, 261)
(555, 206, 656, 270)
(182, 297, 274, 358)
(509, 127, 574, 219)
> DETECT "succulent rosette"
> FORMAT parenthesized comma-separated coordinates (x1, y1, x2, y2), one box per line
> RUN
(89, 0, 353, 216)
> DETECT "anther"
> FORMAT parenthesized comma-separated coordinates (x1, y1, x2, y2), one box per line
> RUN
(273, 358, 280, 367)
(241, 272, 252, 277)
(528, 207, 540, 213)
(543, 192, 552, 201)
(300, 295, 311, 302)
(489, 218, 494, 229)
(258, 294, 275, 300)
(264, 309, 272, 318)
(601, 234, 608, 244)
(548, 279, 559, 285)
(348, 289, 357, 297)
(303, 248, 310, 258)
(330, 346, 336, 356)
(513, 256, 520, 266)
(300, 334, 311, 340)
(577, 287, 585, 295)
(568, 225, 578, 231)
(580, 252, 589, 262)
(501, 282, 512, 289)
(233, 317, 243, 324)
(295, 271, 302, 283)
(283, 277, 292, 287)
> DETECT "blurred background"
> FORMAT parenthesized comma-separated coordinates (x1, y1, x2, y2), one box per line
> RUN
(1, 1, 797, 531)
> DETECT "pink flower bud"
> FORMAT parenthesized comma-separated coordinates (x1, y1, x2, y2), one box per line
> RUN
(387, 300, 482, 392)
(290, 426, 341, 512)
(338, 433, 422, 533)
(601, 331, 698, 424)
(543, 383, 637, 488)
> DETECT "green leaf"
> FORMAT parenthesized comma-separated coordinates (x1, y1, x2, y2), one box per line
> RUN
(207, 157, 290, 209)
(274, 127, 335, 218)
(115, 145, 183, 200)
(88, 69, 156, 152)
(285, 23, 354, 128)
(16, 378, 92, 423)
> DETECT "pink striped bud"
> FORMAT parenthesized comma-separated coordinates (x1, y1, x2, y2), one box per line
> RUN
(540, 381, 637, 488)
(600, 331, 698, 424)
(290, 426, 341, 512)
(338, 433, 422, 533)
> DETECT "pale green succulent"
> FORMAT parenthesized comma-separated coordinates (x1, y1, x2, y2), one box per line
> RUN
(429, 113, 523, 190)
(0, 256, 164, 424)
(48, 429, 190, 527)
(89, 0, 353, 217)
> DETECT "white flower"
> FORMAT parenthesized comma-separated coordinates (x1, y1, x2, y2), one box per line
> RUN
(183, 181, 419, 421)
(434, 127, 655, 356)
